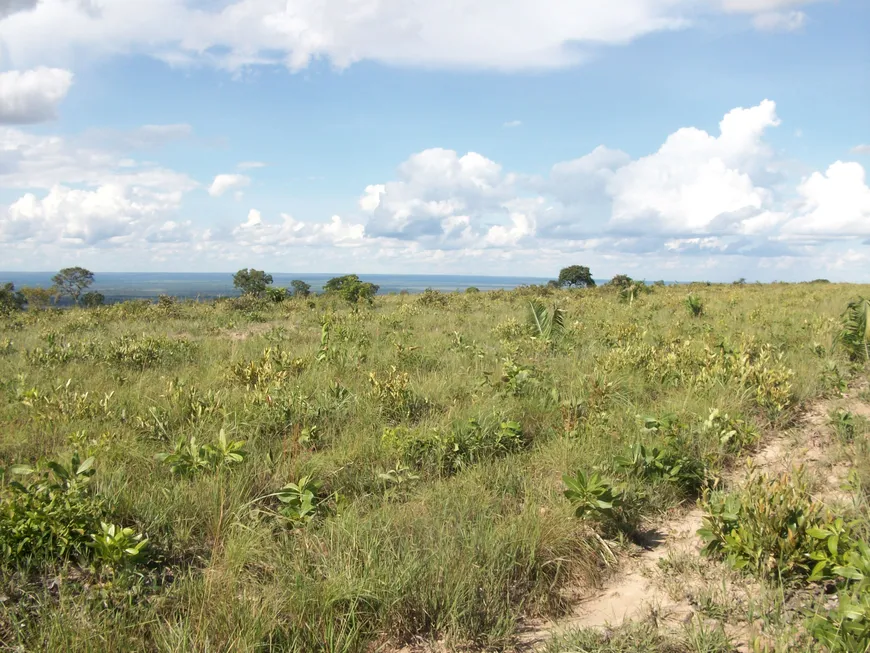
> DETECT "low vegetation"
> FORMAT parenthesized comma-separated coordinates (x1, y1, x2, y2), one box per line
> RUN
(0, 268, 867, 651)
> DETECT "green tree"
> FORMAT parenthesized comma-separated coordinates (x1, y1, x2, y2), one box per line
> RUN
(324, 274, 379, 305)
(0, 283, 25, 314)
(609, 274, 634, 289)
(19, 286, 54, 309)
(232, 269, 273, 296)
(52, 267, 95, 305)
(291, 280, 312, 298)
(81, 291, 105, 308)
(557, 265, 595, 288)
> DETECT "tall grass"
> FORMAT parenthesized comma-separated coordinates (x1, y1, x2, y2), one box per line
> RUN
(0, 282, 863, 650)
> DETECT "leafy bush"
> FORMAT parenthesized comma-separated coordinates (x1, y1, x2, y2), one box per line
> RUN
(616, 442, 707, 495)
(563, 470, 623, 521)
(685, 294, 704, 317)
(383, 418, 525, 475)
(702, 408, 760, 453)
(368, 366, 428, 422)
(87, 522, 149, 570)
(271, 476, 322, 526)
(0, 282, 26, 314)
(230, 347, 306, 389)
(838, 297, 870, 361)
(810, 589, 870, 652)
(527, 300, 565, 342)
(699, 470, 861, 583)
(156, 430, 247, 475)
(0, 453, 102, 565)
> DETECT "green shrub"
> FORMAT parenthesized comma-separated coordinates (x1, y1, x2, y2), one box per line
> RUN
(0, 454, 101, 565)
(563, 470, 623, 521)
(156, 430, 247, 475)
(383, 418, 525, 475)
(699, 470, 860, 583)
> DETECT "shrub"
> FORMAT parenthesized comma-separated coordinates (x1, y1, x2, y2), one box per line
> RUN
(563, 470, 623, 521)
(616, 442, 707, 495)
(698, 470, 860, 583)
(368, 366, 427, 422)
(383, 418, 525, 475)
(0, 282, 25, 315)
(81, 291, 106, 307)
(685, 294, 704, 317)
(838, 297, 870, 361)
(156, 430, 247, 475)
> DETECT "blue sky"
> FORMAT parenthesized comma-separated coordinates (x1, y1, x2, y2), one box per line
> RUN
(0, 0, 868, 281)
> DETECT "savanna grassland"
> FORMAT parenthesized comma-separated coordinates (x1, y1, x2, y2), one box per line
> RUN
(1, 281, 869, 652)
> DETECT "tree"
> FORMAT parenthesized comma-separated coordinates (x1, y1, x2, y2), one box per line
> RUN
(233, 269, 273, 296)
(558, 265, 595, 288)
(324, 274, 379, 305)
(0, 283, 25, 314)
(609, 274, 634, 289)
(81, 291, 105, 308)
(52, 267, 95, 305)
(291, 280, 312, 298)
(20, 286, 54, 309)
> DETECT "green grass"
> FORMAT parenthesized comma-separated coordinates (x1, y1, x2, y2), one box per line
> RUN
(0, 282, 866, 651)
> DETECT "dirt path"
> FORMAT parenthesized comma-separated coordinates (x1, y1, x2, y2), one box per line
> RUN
(518, 388, 863, 650)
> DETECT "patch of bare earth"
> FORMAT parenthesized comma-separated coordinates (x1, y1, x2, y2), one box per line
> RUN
(517, 388, 863, 651)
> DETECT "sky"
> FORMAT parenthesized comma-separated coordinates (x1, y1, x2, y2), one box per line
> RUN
(0, 0, 868, 282)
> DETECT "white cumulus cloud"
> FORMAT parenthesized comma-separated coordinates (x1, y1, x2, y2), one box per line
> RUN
(208, 173, 250, 197)
(0, 67, 73, 124)
(782, 162, 870, 236)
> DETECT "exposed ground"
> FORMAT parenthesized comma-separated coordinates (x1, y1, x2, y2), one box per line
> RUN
(518, 382, 868, 652)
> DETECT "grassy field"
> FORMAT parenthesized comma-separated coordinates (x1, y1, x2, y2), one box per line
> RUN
(1, 282, 868, 652)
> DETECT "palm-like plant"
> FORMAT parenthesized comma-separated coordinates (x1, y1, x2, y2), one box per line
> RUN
(527, 300, 565, 341)
(839, 297, 870, 361)
(685, 294, 704, 317)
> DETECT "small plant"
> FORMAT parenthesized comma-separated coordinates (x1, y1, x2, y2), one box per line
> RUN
(810, 589, 870, 652)
(156, 430, 247, 475)
(830, 409, 865, 443)
(368, 366, 427, 422)
(87, 522, 148, 570)
(526, 299, 565, 342)
(703, 408, 760, 453)
(275, 476, 322, 526)
(838, 296, 870, 361)
(616, 442, 707, 494)
(0, 453, 103, 565)
(685, 294, 704, 317)
(563, 470, 623, 520)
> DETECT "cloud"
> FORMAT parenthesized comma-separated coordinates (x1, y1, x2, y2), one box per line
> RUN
(607, 100, 781, 233)
(852, 145, 870, 155)
(237, 161, 266, 169)
(0, 0, 38, 19)
(781, 162, 870, 236)
(208, 173, 250, 197)
(0, 67, 73, 124)
(0, 0, 827, 73)
(233, 210, 365, 250)
(751, 10, 806, 31)
(4, 98, 870, 281)
(503, 120, 522, 128)
(1, 183, 183, 245)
